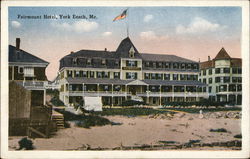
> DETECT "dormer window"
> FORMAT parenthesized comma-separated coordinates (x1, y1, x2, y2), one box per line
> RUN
(73, 58, 77, 65)
(101, 59, 106, 65)
(87, 59, 92, 65)
(129, 46, 135, 58)
(18, 66, 24, 74)
(115, 60, 119, 66)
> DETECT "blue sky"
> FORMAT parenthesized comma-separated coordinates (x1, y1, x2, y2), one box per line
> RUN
(9, 7, 242, 80)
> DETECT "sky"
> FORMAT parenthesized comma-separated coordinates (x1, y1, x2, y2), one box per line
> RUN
(9, 7, 242, 80)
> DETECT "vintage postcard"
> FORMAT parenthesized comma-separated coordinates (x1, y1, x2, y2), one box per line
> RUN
(1, 0, 249, 158)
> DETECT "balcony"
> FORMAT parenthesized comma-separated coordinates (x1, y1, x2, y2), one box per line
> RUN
(68, 91, 131, 97)
(122, 66, 141, 71)
(17, 81, 46, 90)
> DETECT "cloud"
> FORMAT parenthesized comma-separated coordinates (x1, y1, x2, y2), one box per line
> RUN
(11, 21, 21, 28)
(140, 31, 168, 41)
(176, 17, 227, 34)
(102, 31, 112, 37)
(144, 14, 153, 22)
(51, 20, 98, 33)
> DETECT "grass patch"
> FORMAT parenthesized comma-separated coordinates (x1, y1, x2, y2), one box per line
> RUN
(162, 107, 241, 114)
(234, 134, 242, 139)
(91, 108, 172, 116)
(210, 128, 228, 133)
(54, 108, 116, 128)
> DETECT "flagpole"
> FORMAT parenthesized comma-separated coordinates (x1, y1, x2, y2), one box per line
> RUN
(126, 8, 129, 37)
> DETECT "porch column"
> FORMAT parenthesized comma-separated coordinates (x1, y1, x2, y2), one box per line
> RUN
(125, 84, 128, 100)
(172, 85, 174, 102)
(97, 83, 100, 97)
(112, 84, 114, 107)
(159, 85, 162, 106)
(184, 85, 187, 102)
(147, 85, 149, 104)
(82, 83, 85, 97)
(196, 86, 198, 101)
(43, 89, 46, 105)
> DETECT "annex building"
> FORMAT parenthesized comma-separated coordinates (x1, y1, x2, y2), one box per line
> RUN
(199, 48, 242, 105)
(58, 37, 208, 107)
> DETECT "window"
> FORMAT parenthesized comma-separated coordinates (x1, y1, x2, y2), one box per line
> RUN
(209, 86, 212, 93)
(73, 58, 77, 65)
(152, 62, 156, 68)
(173, 74, 178, 80)
(219, 85, 227, 92)
(238, 68, 242, 74)
(18, 66, 24, 73)
(126, 60, 137, 67)
(114, 72, 120, 79)
(103, 72, 109, 78)
(229, 84, 236, 92)
(89, 71, 94, 78)
(157, 74, 163, 80)
(115, 60, 119, 66)
(126, 72, 137, 79)
(82, 71, 87, 78)
(157, 62, 162, 68)
(164, 74, 170, 80)
(151, 73, 156, 79)
(87, 59, 92, 65)
(232, 77, 237, 83)
(181, 63, 186, 69)
(145, 62, 150, 67)
(232, 68, 238, 74)
(129, 47, 135, 58)
(202, 69, 206, 76)
(203, 78, 207, 84)
(67, 70, 72, 77)
(215, 77, 220, 83)
(180, 74, 185, 80)
(215, 68, 220, 74)
(187, 63, 191, 69)
(209, 69, 212, 75)
(75, 71, 80, 77)
(209, 78, 213, 84)
(145, 73, 150, 79)
(101, 59, 106, 65)
(173, 63, 179, 69)
(203, 87, 206, 92)
(238, 77, 242, 83)
(187, 75, 191, 81)
(24, 67, 34, 77)
(223, 68, 230, 73)
(97, 72, 102, 78)
(223, 77, 230, 83)
(237, 84, 242, 91)
(165, 63, 170, 69)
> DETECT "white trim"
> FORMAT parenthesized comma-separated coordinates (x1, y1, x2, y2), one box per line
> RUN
(9, 62, 48, 67)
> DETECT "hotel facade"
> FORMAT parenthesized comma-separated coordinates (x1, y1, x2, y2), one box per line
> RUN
(58, 37, 208, 107)
(199, 48, 242, 105)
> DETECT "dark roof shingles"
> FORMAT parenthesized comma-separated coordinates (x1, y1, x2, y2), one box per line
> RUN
(9, 45, 49, 64)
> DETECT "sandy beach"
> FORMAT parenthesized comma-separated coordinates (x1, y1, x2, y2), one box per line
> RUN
(9, 111, 241, 150)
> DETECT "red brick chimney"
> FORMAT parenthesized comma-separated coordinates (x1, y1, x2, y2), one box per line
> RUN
(16, 38, 20, 50)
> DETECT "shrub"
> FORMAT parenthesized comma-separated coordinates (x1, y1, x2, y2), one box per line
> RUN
(50, 97, 65, 106)
(234, 134, 242, 139)
(210, 128, 227, 133)
(121, 100, 147, 106)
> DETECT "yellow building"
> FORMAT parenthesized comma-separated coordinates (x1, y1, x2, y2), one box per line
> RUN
(58, 37, 208, 107)
(199, 48, 242, 105)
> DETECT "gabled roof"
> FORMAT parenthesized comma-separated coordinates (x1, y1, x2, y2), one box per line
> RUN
(116, 37, 141, 58)
(9, 45, 49, 64)
(214, 47, 231, 60)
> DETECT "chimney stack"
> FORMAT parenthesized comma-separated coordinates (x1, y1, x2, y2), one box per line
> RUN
(208, 56, 211, 61)
(104, 48, 107, 51)
(16, 38, 20, 50)
(70, 51, 74, 54)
